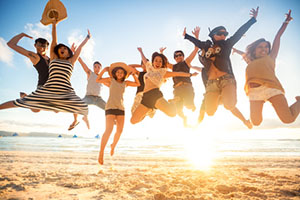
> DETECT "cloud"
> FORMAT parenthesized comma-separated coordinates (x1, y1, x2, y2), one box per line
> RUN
(67, 30, 95, 66)
(0, 37, 14, 66)
(24, 22, 51, 43)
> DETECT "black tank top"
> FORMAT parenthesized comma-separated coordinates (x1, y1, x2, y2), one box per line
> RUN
(172, 61, 191, 86)
(33, 54, 49, 86)
(136, 71, 146, 94)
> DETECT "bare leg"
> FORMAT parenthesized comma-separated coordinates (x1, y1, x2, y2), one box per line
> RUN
(98, 115, 115, 165)
(268, 94, 300, 124)
(205, 92, 219, 116)
(250, 100, 264, 126)
(82, 115, 90, 129)
(0, 101, 17, 110)
(221, 83, 237, 111)
(110, 115, 125, 156)
(130, 104, 151, 124)
(155, 97, 177, 117)
(230, 107, 253, 129)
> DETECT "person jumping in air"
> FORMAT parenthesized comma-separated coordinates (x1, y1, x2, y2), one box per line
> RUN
(183, 7, 259, 128)
(96, 63, 140, 165)
(1, 19, 91, 129)
(130, 48, 198, 125)
(243, 10, 300, 125)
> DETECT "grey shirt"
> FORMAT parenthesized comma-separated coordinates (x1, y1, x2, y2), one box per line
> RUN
(105, 79, 125, 111)
(86, 72, 102, 96)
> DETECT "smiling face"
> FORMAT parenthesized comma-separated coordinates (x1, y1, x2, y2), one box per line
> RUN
(174, 51, 184, 63)
(254, 41, 270, 59)
(35, 42, 48, 56)
(213, 29, 228, 41)
(115, 68, 125, 80)
(153, 56, 163, 69)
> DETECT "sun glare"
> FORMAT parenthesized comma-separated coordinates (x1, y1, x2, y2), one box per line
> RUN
(183, 129, 218, 171)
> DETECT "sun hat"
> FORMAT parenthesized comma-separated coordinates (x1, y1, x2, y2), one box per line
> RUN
(40, 0, 67, 26)
(108, 62, 133, 78)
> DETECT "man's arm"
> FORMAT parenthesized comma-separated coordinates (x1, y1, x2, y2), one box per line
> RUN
(78, 57, 91, 77)
(7, 33, 39, 65)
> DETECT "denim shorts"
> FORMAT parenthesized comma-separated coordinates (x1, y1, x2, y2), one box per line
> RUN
(173, 82, 195, 108)
(248, 85, 284, 101)
(205, 74, 236, 93)
(82, 95, 106, 109)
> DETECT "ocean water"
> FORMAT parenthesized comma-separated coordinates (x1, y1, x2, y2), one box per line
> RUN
(1, 134, 300, 158)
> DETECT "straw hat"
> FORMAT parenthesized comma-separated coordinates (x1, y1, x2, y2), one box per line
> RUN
(40, 0, 67, 26)
(108, 62, 133, 78)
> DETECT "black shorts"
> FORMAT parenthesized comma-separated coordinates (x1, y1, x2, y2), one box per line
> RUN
(141, 88, 163, 109)
(105, 109, 125, 116)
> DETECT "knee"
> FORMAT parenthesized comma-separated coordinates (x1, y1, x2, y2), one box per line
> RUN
(251, 118, 262, 126)
(206, 108, 217, 116)
(130, 118, 137, 124)
(223, 101, 236, 111)
(280, 117, 295, 124)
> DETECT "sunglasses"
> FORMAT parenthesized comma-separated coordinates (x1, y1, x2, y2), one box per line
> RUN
(174, 54, 183, 58)
(215, 31, 228, 36)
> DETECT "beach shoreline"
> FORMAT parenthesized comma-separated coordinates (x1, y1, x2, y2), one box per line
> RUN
(1, 151, 300, 200)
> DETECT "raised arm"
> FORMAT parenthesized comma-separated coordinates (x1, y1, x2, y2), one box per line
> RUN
(232, 47, 250, 64)
(184, 27, 207, 49)
(50, 20, 58, 60)
(270, 10, 292, 60)
(7, 33, 40, 64)
(78, 57, 92, 76)
(228, 7, 258, 47)
(126, 73, 140, 87)
(70, 30, 91, 65)
(137, 47, 148, 66)
(185, 27, 200, 66)
(96, 66, 111, 87)
(164, 71, 198, 79)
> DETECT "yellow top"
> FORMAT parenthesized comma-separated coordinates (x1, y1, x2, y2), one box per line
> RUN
(245, 55, 284, 95)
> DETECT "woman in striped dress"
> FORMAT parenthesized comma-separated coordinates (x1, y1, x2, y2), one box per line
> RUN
(12, 20, 91, 128)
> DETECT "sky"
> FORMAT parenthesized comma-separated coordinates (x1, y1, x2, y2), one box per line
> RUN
(0, 0, 299, 139)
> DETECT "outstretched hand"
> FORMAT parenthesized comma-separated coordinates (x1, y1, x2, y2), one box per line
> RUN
(191, 72, 198, 77)
(87, 29, 91, 39)
(285, 9, 293, 22)
(183, 27, 186, 37)
(159, 47, 166, 54)
(250, 6, 259, 19)
(192, 26, 200, 39)
(70, 43, 77, 53)
(22, 33, 33, 39)
(137, 47, 143, 53)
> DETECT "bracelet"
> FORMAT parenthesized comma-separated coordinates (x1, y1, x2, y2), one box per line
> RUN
(87, 34, 90, 39)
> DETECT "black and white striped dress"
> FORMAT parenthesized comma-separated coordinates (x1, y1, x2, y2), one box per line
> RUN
(14, 59, 88, 115)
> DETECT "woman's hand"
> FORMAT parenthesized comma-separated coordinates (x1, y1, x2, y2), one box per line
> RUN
(250, 7, 259, 19)
(87, 29, 91, 39)
(192, 26, 200, 39)
(182, 27, 186, 37)
(70, 43, 77, 53)
(159, 47, 166, 54)
(285, 9, 293, 23)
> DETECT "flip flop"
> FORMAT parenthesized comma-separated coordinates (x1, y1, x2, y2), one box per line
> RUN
(68, 121, 80, 131)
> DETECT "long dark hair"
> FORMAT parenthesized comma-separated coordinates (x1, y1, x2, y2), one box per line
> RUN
(112, 67, 127, 82)
(54, 43, 73, 59)
(246, 38, 271, 61)
(151, 52, 167, 68)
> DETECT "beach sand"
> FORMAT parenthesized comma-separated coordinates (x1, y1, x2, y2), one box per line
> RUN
(0, 151, 300, 200)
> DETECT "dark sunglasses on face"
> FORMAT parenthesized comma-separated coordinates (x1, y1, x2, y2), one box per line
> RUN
(174, 54, 183, 58)
(215, 31, 228, 36)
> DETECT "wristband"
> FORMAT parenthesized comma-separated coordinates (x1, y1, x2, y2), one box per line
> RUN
(87, 34, 90, 39)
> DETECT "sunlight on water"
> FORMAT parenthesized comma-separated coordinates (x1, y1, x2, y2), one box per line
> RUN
(182, 130, 217, 170)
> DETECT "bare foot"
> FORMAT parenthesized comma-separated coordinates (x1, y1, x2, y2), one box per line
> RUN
(98, 152, 104, 165)
(82, 115, 90, 129)
(244, 119, 253, 129)
(110, 144, 115, 156)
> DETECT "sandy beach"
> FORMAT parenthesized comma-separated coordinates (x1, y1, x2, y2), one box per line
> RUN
(0, 151, 299, 200)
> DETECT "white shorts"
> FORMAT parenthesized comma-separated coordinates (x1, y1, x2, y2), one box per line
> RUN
(248, 85, 284, 101)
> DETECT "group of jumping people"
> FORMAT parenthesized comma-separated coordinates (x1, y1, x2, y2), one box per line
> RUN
(1, 6, 299, 165)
